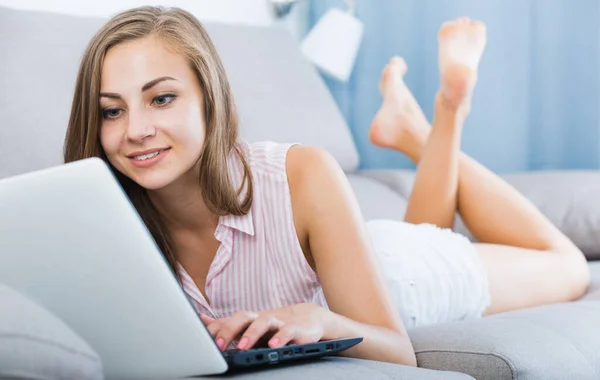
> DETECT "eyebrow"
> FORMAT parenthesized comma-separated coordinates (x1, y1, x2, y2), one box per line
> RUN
(99, 76, 177, 99)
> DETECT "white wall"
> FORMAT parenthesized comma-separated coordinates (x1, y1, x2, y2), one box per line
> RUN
(0, 0, 274, 25)
(0, 0, 310, 37)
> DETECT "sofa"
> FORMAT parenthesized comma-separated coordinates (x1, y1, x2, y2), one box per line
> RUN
(1, 4, 600, 380)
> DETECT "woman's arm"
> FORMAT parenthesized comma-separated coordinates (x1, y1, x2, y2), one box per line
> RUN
(286, 145, 416, 366)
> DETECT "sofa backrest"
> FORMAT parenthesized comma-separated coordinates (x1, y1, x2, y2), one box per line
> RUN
(0, 5, 359, 180)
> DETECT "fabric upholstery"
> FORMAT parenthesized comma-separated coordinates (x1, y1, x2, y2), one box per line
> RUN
(0, 7, 105, 180)
(0, 285, 103, 380)
(410, 300, 600, 380)
(198, 357, 475, 379)
(207, 23, 359, 171)
(346, 174, 408, 222)
(582, 261, 600, 301)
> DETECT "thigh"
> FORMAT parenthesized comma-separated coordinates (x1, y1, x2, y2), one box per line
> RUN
(474, 243, 589, 316)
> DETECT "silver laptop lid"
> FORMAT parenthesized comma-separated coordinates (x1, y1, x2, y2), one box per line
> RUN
(0, 158, 227, 379)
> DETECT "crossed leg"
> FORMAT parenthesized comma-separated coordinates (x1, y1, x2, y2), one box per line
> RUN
(369, 18, 590, 315)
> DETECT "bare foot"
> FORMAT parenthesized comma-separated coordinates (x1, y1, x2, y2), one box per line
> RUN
(438, 18, 486, 110)
(369, 57, 430, 161)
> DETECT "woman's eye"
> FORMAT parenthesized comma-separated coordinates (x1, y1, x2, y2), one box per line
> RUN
(102, 108, 122, 119)
(152, 94, 176, 106)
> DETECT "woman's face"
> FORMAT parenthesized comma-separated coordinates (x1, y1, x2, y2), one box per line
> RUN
(99, 35, 205, 190)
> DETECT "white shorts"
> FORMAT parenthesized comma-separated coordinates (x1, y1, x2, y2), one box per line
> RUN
(366, 220, 491, 329)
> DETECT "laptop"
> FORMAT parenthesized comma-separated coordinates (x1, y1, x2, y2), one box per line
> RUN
(0, 158, 362, 379)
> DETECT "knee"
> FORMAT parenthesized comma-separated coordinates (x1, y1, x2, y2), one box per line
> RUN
(559, 245, 590, 301)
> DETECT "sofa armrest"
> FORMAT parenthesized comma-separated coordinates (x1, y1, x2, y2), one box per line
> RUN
(358, 170, 600, 260)
(408, 300, 600, 380)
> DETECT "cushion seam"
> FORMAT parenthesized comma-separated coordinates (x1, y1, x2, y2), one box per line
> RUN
(415, 349, 517, 380)
(0, 333, 100, 363)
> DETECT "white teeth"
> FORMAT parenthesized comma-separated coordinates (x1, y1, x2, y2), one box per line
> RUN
(134, 150, 163, 161)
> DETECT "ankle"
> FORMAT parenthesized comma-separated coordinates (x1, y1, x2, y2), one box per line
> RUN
(407, 145, 424, 164)
(435, 92, 459, 112)
(434, 93, 469, 126)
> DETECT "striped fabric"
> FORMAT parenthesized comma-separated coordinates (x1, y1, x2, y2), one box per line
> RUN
(178, 141, 328, 319)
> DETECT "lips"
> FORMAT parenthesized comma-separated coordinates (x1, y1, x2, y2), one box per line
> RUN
(127, 147, 170, 159)
(127, 147, 171, 168)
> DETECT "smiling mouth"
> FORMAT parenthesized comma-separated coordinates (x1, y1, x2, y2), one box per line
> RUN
(128, 147, 171, 161)
(133, 150, 166, 161)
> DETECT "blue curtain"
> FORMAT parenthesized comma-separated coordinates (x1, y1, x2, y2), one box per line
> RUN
(308, 0, 600, 173)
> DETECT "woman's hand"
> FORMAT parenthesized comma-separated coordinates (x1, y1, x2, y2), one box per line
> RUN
(200, 303, 334, 351)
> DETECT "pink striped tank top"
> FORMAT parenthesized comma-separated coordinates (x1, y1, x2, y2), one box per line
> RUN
(177, 141, 328, 319)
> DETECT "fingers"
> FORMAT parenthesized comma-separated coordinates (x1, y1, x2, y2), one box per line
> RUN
(205, 319, 221, 339)
(269, 325, 323, 348)
(199, 313, 215, 324)
(238, 315, 284, 350)
(215, 311, 258, 351)
(268, 325, 296, 348)
(204, 306, 326, 352)
(200, 313, 221, 341)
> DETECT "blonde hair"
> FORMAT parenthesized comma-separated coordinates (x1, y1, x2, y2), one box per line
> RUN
(63, 6, 253, 275)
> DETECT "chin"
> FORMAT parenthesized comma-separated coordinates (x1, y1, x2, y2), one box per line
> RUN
(112, 155, 199, 192)
(132, 174, 177, 191)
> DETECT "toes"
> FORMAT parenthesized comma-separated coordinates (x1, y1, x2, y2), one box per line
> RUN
(381, 56, 407, 84)
(439, 18, 487, 42)
(381, 64, 393, 82)
(390, 56, 408, 76)
(471, 20, 487, 35)
(379, 65, 392, 93)
(439, 21, 456, 38)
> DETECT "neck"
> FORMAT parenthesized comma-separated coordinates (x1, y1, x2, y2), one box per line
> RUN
(147, 170, 218, 234)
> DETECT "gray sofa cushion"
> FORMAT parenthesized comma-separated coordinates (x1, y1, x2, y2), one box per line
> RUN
(359, 170, 600, 260)
(409, 299, 600, 380)
(501, 171, 600, 260)
(347, 174, 408, 221)
(0, 6, 105, 180)
(208, 23, 360, 172)
(0, 284, 103, 380)
(0, 5, 359, 181)
(196, 357, 475, 379)
(581, 261, 600, 301)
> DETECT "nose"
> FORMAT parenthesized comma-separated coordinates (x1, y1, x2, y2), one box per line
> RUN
(125, 108, 156, 142)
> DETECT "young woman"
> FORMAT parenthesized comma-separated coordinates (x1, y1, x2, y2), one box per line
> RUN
(63, 7, 590, 366)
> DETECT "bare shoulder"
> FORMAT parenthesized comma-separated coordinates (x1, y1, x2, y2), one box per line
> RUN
(285, 145, 349, 217)
(285, 145, 343, 188)
(284, 143, 365, 233)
